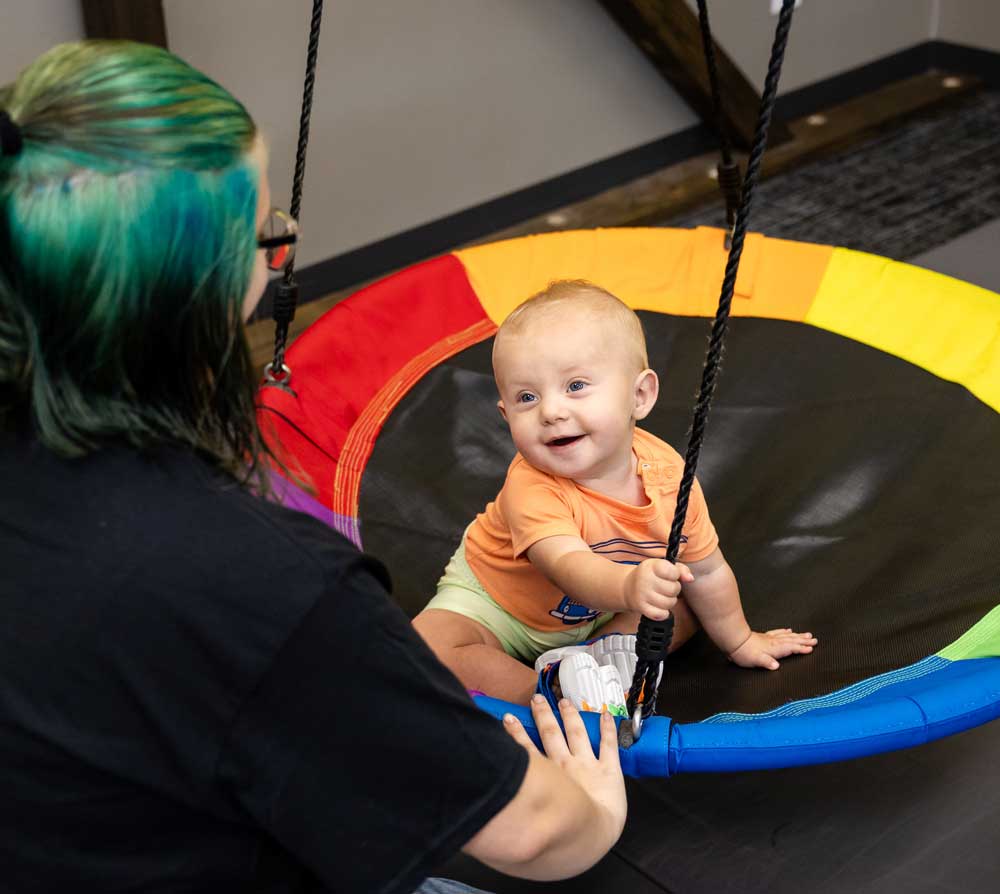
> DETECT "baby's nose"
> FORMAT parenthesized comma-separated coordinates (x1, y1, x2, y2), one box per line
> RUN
(540, 395, 568, 422)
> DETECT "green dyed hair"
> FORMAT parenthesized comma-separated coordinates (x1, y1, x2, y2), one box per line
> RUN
(0, 40, 279, 488)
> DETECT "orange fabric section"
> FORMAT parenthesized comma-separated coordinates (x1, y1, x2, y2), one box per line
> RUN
(333, 318, 497, 518)
(454, 227, 833, 324)
(463, 428, 719, 632)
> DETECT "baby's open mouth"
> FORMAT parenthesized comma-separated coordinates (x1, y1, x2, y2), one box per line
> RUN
(547, 435, 584, 448)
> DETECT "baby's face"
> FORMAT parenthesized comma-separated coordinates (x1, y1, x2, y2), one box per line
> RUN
(494, 314, 643, 483)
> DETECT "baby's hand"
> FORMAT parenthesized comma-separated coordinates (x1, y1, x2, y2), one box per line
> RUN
(623, 558, 694, 621)
(728, 628, 818, 670)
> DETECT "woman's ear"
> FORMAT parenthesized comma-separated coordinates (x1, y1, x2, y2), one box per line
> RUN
(633, 369, 659, 421)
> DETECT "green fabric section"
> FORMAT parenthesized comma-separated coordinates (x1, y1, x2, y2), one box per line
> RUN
(938, 604, 1000, 660)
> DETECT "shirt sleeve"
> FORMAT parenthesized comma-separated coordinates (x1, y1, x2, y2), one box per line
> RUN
(497, 464, 582, 558)
(681, 476, 720, 563)
(216, 560, 529, 894)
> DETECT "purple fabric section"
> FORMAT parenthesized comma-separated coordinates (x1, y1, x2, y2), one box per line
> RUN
(267, 470, 362, 549)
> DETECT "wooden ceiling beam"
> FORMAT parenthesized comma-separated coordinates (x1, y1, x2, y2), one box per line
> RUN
(81, 0, 168, 48)
(596, 0, 792, 149)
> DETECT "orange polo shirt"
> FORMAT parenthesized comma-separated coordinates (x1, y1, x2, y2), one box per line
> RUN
(464, 427, 719, 632)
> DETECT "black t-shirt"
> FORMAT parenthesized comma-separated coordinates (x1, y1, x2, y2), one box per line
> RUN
(0, 436, 527, 893)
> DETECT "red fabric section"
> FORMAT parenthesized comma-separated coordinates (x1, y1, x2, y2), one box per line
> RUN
(257, 254, 488, 509)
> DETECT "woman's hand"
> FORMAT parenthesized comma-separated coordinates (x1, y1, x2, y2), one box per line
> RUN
(503, 695, 627, 843)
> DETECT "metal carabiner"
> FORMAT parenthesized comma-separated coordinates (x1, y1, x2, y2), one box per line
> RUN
(632, 705, 644, 742)
(263, 361, 295, 394)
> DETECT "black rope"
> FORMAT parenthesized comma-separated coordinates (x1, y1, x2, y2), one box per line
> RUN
(266, 0, 324, 390)
(696, 0, 741, 231)
(622, 0, 797, 746)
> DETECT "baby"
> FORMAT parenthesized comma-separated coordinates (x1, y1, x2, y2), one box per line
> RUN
(413, 280, 816, 713)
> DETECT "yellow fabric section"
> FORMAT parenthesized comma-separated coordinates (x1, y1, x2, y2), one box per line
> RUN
(454, 227, 832, 325)
(806, 249, 1000, 412)
(938, 605, 1000, 661)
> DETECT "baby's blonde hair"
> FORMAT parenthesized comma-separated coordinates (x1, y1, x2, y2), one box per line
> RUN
(495, 279, 649, 374)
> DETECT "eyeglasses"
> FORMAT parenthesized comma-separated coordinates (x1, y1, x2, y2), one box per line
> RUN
(257, 208, 299, 272)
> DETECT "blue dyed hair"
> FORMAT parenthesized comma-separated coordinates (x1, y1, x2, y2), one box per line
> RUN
(0, 40, 278, 487)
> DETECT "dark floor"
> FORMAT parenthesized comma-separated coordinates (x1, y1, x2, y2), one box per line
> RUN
(660, 89, 1000, 264)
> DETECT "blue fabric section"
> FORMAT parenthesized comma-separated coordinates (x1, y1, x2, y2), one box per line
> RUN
(413, 880, 493, 894)
(472, 694, 670, 777)
(705, 655, 949, 723)
(473, 695, 600, 758)
(669, 656, 1000, 774)
(474, 657, 1000, 777)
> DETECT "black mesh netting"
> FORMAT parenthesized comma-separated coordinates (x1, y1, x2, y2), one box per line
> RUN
(360, 313, 1000, 721)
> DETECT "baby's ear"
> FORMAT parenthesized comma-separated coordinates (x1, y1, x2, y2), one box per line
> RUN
(633, 369, 659, 420)
(497, 399, 508, 422)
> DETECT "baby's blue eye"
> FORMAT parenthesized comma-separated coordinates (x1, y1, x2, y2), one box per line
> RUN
(517, 393, 536, 404)
(568, 380, 587, 392)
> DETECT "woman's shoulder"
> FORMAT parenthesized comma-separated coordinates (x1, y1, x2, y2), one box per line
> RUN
(2, 438, 388, 603)
(1, 442, 398, 733)
(173, 451, 392, 593)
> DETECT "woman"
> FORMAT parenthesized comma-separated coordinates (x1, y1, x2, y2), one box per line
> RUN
(0, 40, 626, 893)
